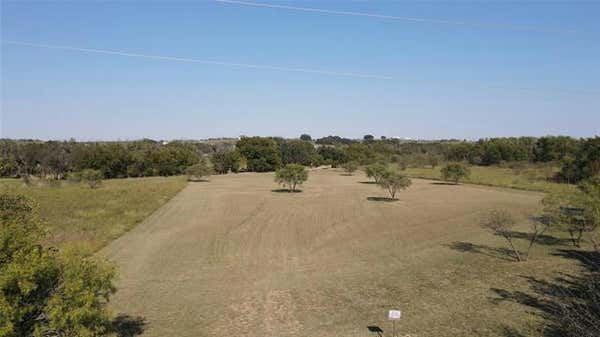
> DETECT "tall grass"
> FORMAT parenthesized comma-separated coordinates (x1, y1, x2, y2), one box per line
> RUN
(0, 176, 188, 251)
(403, 165, 575, 194)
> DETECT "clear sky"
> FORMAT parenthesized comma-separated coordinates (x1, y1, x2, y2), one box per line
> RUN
(1, 0, 599, 140)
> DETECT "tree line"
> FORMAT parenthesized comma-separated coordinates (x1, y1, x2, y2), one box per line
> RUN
(1, 135, 598, 183)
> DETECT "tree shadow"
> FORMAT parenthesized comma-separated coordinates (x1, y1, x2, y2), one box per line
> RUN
(446, 241, 517, 261)
(340, 173, 354, 176)
(188, 179, 210, 182)
(271, 189, 303, 193)
(367, 196, 398, 202)
(367, 325, 384, 336)
(431, 182, 458, 185)
(504, 230, 571, 246)
(108, 314, 147, 337)
(359, 181, 377, 184)
(490, 249, 600, 337)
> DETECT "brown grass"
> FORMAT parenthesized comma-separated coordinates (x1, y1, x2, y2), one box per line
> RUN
(102, 169, 581, 337)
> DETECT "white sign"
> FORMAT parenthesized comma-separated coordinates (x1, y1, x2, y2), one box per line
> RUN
(388, 310, 402, 320)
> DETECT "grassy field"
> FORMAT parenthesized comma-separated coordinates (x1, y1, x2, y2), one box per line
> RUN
(102, 169, 583, 337)
(403, 165, 574, 194)
(0, 176, 188, 251)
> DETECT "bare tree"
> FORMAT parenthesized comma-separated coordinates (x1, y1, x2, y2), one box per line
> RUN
(481, 210, 522, 262)
(525, 215, 551, 260)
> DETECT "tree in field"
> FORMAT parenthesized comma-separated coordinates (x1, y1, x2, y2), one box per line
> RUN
(377, 170, 411, 199)
(542, 175, 600, 247)
(274, 164, 308, 192)
(481, 209, 522, 261)
(79, 169, 103, 188)
(363, 134, 374, 142)
(0, 194, 116, 336)
(300, 134, 312, 141)
(525, 214, 552, 260)
(441, 163, 471, 184)
(365, 163, 389, 183)
(185, 160, 213, 181)
(342, 161, 358, 175)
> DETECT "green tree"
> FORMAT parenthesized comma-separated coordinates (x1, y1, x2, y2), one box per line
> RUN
(79, 169, 103, 189)
(441, 163, 471, 184)
(279, 140, 317, 166)
(377, 170, 411, 199)
(0, 194, 116, 336)
(317, 146, 348, 168)
(342, 161, 358, 175)
(364, 163, 389, 183)
(185, 160, 213, 181)
(299, 134, 312, 141)
(274, 164, 308, 192)
(236, 137, 282, 172)
(211, 151, 241, 174)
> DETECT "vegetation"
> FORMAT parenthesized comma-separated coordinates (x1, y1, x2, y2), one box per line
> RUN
(211, 150, 241, 174)
(342, 161, 358, 175)
(441, 163, 471, 184)
(364, 163, 389, 183)
(274, 164, 308, 192)
(0, 194, 116, 337)
(279, 139, 318, 166)
(185, 160, 213, 181)
(236, 137, 282, 172)
(79, 168, 104, 188)
(0, 176, 187, 251)
(376, 170, 411, 199)
(481, 209, 523, 261)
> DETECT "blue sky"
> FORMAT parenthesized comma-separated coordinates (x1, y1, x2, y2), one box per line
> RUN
(1, 0, 599, 140)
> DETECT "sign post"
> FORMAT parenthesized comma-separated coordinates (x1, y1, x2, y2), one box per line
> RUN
(388, 310, 401, 337)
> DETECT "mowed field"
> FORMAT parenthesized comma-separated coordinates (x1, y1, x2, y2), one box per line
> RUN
(102, 169, 577, 337)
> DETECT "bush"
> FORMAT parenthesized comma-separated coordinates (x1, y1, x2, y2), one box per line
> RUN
(274, 164, 308, 192)
(365, 163, 389, 183)
(441, 163, 471, 184)
(0, 194, 116, 336)
(79, 169, 103, 188)
(342, 161, 358, 175)
(377, 170, 412, 199)
(185, 160, 213, 182)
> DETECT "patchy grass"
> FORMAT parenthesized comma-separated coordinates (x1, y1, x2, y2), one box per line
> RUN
(403, 165, 574, 194)
(0, 176, 188, 251)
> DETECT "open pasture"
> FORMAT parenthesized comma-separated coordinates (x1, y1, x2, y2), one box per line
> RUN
(103, 169, 579, 337)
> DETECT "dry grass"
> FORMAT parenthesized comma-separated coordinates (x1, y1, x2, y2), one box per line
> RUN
(0, 176, 188, 251)
(102, 169, 581, 337)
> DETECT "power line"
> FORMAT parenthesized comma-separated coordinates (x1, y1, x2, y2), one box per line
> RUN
(2, 40, 392, 80)
(216, 0, 578, 34)
(3, 40, 598, 95)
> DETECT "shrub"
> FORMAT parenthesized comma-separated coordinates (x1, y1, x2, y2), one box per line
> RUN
(274, 164, 308, 192)
(185, 160, 213, 182)
(365, 163, 389, 183)
(377, 170, 412, 199)
(441, 163, 471, 184)
(79, 169, 103, 189)
(342, 161, 358, 175)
